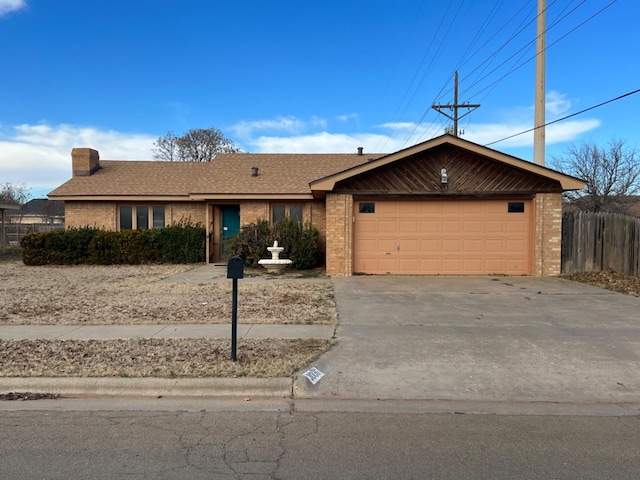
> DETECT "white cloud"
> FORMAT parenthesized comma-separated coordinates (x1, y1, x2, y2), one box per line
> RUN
(248, 132, 386, 154)
(0, 124, 155, 194)
(545, 90, 572, 116)
(232, 116, 311, 139)
(0, 0, 26, 16)
(464, 119, 600, 148)
(377, 122, 417, 131)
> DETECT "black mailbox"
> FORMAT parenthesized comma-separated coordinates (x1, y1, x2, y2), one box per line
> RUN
(227, 256, 244, 279)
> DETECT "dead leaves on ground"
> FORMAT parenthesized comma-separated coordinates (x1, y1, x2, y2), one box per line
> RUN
(0, 338, 333, 378)
(564, 271, 640, 297)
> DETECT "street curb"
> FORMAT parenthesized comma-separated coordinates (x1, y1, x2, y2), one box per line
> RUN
(0, 377, 293, 398)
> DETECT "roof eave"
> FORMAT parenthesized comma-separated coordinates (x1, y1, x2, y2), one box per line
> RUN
(310, 134, 586, 192)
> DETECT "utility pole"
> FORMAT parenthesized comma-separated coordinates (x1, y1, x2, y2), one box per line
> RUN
(534, 0, 546, 165)
(432, 71, 481, 136)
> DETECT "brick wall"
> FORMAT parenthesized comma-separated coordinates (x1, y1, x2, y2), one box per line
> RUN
(325, 193, 353, 276)
(240, 201, 270, 225)
(169, 203, 206, 225)
(65, 201, 116, 230)
(309, 200, 327, 257)
(534, 192, 563, 276)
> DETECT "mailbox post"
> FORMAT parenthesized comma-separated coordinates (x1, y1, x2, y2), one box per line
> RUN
(227, 256, 244, 361)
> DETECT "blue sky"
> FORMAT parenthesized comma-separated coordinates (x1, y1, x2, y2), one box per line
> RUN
(1, 0, 638, 198)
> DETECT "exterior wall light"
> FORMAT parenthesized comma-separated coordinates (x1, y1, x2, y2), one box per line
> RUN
(441, 168, 448, 184)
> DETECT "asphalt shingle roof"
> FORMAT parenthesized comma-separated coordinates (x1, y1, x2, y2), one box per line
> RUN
(49, 153, 384, 198)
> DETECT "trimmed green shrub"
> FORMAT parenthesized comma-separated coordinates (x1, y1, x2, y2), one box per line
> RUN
(158, 221, 206, 263)
(20, 222, 205, 266)
(21, 227, 99, 266)
(87, 230, 122, 265)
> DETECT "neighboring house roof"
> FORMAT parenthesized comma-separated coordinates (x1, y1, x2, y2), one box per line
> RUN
(49, 153, 380, 200)
(21, 199, 65, 217)
(48, 134, 585, 201)
(0, 203, 21, 211)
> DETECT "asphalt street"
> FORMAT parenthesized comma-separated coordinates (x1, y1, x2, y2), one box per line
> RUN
(0, 404, 638, 479)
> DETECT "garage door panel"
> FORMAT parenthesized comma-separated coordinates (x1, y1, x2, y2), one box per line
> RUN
(357, 220, 378, 234)
(378, 239, 398, 251)
(420, 239, 441, 253)
(354, 199, 531, 275)
(463, 259, 484, 273)
(485, 220, 505, 233)
(463, 239, 483, 252)
(506, 239, 526, 253)
(507, 220, 526, 233)
(378, 220, 398, 233)
(485, 239, 505, 253)
(399, 220, 418, 233)
(463, 220, 483, 233)
(378, 257, 397, 272)
(420, 220, 440, 234)
(443, 220, 462, 233)
(400, 239, 418, 252)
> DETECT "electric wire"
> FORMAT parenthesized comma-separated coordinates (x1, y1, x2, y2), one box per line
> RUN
(484, 88, 640, 147)
(467, 0, 618, 100)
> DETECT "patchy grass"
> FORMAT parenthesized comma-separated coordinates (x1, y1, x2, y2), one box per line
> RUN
(0, 338, 334, 378)
(0, 261, 336, 325)
(563, 270, 640, 297)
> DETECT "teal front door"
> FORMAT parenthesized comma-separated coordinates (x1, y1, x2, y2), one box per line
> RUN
(220, 205, 240, 259)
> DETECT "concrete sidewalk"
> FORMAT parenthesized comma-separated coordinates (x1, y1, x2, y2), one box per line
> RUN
(0, 323, 336, 398)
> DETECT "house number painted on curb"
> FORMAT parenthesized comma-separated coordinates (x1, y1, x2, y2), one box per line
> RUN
(302, 367, 325, 385)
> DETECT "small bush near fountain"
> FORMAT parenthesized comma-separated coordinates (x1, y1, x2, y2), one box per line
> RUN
(225, 217, 320, 270)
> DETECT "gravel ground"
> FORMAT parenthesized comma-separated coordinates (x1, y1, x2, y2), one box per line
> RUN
(0, 261, 336, 325)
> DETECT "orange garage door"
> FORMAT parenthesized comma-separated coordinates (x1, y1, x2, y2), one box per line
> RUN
(353, 199, 532, 275)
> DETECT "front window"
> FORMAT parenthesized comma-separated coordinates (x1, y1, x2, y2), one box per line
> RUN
(119, 206, 133, 230)
(119, 205, 165, 230)
(153, 206, 165, 229)
(136, 207, 149, 230)
(272, 204, 303, 226)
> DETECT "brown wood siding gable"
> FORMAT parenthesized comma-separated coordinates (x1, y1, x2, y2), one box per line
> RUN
(333, 145, 562, 195)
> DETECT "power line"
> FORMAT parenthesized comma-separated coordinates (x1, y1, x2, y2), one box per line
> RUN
(484, 88, 640, 147)
(468, 0, 618, 100)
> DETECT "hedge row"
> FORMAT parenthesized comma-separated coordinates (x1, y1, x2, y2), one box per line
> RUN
(20, 222, 206, 266)
(225, 217, 320, 270)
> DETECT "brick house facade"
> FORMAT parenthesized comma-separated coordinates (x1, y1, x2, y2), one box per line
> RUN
(49, 135, 584, 276)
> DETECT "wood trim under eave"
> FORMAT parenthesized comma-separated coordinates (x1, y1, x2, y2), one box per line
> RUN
(310, 135, 586, 192)
(188, 193, 315, 201)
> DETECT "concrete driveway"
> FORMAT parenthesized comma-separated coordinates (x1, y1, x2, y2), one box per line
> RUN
(294, 276, 640, 404)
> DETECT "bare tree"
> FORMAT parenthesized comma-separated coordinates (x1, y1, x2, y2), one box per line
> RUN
(152, 127, 240, 162)
(0, 182, 30, 205)
(551, 139, 640, 213)
(0, 182, 31, 223)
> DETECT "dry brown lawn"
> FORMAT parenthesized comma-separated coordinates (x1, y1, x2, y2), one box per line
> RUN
(0, 338, 333, 378)
(0, 261, 336, 379)
(0, 261, 336, 325)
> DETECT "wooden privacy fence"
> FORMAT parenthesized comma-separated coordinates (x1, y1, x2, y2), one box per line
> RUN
(0, 223, 64, 249)
(562, 211, 640, 276)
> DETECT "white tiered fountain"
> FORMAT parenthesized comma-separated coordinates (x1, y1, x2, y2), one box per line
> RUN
(258, 240, 292, 273)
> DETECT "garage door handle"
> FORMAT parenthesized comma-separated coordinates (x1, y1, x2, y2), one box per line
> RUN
(397, 244, 400, 251)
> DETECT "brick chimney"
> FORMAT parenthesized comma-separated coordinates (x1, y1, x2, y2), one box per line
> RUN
(71, 148, 100, 176)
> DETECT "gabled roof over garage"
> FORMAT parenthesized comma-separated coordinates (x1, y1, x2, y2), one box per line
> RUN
(310, 134, 585, 196)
